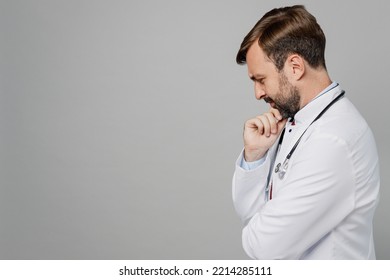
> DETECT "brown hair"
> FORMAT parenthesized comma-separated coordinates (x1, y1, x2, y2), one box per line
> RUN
(236, 5, 326, 71)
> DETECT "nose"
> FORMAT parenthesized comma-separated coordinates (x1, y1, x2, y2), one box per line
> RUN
(254, 82, 266, 100)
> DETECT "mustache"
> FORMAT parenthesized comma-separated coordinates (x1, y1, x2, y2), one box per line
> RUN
(264, 97, 273, 104)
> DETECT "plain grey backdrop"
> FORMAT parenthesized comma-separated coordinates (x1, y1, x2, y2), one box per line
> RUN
(1, 0, 389, 259)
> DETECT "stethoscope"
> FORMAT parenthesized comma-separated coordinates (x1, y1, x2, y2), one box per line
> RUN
(274, 90, 345, 180)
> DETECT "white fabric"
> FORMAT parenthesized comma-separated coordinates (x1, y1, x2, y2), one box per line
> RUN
(232, 84, 380, 259)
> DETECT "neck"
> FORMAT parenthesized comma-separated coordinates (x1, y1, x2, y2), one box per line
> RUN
(298, 69, 332, 109)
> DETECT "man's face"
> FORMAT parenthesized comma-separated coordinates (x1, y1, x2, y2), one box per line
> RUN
(246, 42, 301, 119)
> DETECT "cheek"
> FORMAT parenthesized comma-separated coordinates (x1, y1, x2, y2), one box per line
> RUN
(266, 82, 279, 97)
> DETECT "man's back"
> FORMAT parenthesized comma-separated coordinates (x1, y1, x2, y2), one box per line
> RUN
(293, 93, 380, 259)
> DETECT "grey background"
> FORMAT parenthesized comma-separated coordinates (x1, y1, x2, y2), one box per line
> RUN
(0, 0, 388, 259)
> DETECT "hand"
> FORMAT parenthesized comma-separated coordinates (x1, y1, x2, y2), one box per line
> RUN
(243, 108, 287, 162)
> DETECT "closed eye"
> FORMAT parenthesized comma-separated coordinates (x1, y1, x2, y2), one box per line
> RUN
(250, 75, 265, 84)
(251, 77, 264, 84)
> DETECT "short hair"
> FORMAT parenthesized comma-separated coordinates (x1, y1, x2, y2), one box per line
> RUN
(236, 5, 327, 71)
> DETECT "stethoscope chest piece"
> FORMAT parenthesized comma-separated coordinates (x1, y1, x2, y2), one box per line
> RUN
(275, 158, 289, 180)
(274, 163, 281, 173)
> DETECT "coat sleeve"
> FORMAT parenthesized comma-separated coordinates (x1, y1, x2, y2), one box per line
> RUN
(232, 148, 274, 225)
(239, 133, 356, 259)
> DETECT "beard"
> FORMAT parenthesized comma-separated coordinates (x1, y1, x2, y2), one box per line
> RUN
(264, 72, 301, 119)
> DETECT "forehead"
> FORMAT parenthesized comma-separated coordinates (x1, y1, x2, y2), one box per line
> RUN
(246, 42, 277, 77)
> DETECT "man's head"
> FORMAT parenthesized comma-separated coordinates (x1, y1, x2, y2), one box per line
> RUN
(236, 5, 326, 70)
(236, 5, 328, 119)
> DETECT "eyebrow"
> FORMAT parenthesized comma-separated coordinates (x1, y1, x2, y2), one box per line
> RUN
(249, 74, 265, 81)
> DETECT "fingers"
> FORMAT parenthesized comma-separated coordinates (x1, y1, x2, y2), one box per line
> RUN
(244, 117, 265, 135)
(245, 112, 284, 137)
(243, 109, 287, 162)
(270, 108, 283, 121)
(244, 106, 287, 138)
(256, 115, 276, 137)
(256, 114, 276, 137)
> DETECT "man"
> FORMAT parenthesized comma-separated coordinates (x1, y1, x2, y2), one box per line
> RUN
(232, 5, 380, 259)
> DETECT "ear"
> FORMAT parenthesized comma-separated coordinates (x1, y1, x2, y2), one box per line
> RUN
(284, 54, 305, 81)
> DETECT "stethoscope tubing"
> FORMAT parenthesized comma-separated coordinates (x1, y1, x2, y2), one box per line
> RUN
(274, 90, 346, 180)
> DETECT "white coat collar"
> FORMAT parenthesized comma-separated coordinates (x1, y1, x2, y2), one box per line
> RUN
(292, 82, 342, 125)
